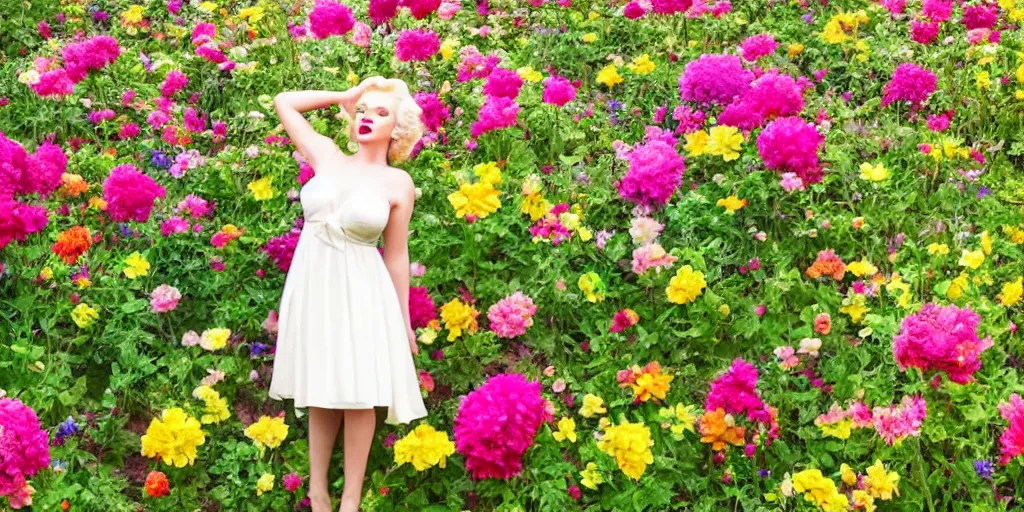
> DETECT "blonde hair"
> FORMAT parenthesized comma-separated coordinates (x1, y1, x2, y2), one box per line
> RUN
(339, 77, 424, 165)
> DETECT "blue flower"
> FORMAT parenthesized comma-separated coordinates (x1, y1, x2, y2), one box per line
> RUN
(151, 150, 171, 169)
(974, 459, 994, 480)
(56, 416, 80, 441)
(977, 186, 992, 199)
(250, 342, 270, 357)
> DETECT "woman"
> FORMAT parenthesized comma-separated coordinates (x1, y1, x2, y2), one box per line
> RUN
(268, 76, 429, 512)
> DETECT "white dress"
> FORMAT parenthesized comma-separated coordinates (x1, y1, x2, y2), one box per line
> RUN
(268, 168, 428, 425)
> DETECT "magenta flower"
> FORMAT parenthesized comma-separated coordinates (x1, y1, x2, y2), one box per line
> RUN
(678, 53, 752, 105)
(102, 164, 167, 223)
(542, 75, 577, 107)
(739, 33, 777, 62)
(998, 394, 1024, 465)
(282, 472, 303, 492)
(486, 291, 537, 339)
(309, 0, 355, 39)
(470, 95, 519, 138)
(160, 70, 188, 97)
(414, 92, 450, 132)
(395, 28, 440, 62)
(453, 373, 549, 480)
(262, 230, 301, 273)
(0, 398, 51, 498)
(368, 0, 400, 24)
(409, 286, 438, 329)
(615, 139, 684, 207)
(191, 23, 217, 46)
(705, 358, 771, 423)
(871, 395, 927, 446)
(718, 70, 806, 130)
(483, 68, 524, 99)
(756, 116, 824, 185)
(150, 284, 182, 313)
(0, 198, 49, 250)
(881, 63, 937, 108)
(25, 141, 68, 197)
(404, 0, 442, 19)
(893, 303, 993, 384)
(62, 35, 121, 82)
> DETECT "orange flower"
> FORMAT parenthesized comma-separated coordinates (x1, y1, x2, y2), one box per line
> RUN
(698, 408, 745, 451)
(617, 361, 673, 403)
(60, 173, 89, 197)
(52, 226, 92, 265)
(805, 249, 846, 281)
(145, 470, 170, 497)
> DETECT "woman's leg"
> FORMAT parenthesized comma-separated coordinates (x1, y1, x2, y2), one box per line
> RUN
(338, 408, 376, 512)
(308, 407, 344, 512)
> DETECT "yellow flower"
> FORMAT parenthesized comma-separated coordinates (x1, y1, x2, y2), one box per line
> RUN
(521, 193, 552, 222)
(959, 249, 985, 269)
(886, 274, 912, 309)
(595, 64, 623, 88)
(999, 277, 1024, 306)
(788, 43, 805, 57)
(40, 266, 53, 280)
(439, 297, 479, 341)
(72, 303, 99, 328)
(792, 469, 844, 510)
(706, 125, 743, 161)
(199, 327, 231, 351)
(122, 5, 145, 25)
(578, 272, 606, 303)
(141, 408, 207, 467)
(659, 403, 698, 439)
(579, 394, 607, 418)
(684, 130, 710, 157)
(193, 386, 231, 425)
(580, 462, 604, 490)
(597, 418, 654, 480)
(976, 70, 992, 89)
(553, 417, 578, 443)
(718, 304, 731, 317)
(516, 66, 543, 83)
(256, 473, 274, 496)
(473, 161, 503, 186)
(852, 490, 876, 512)
(863, 460, 900, 500)
(198, 2, 218, 13)
(123, 251, 150, 279)
(847, 258, 878, 277)
(626, 54, 656, 75)
(817, 418, 852, 439)
(448, 182, 501, 219)
(666, 265, 706, 305)
(840, 464, 857, 486)
(981, 231, 992, 255)
(840, 293, 870, 324)
(440, 38, 459, 60)
(248, 176, 275, 200)
(582, 32, 598, 43)
(947, 272, 970, 299)
(238, 6, 265, 24)
(716, 195, 746, 214)
(244, 415, 289, 454)
(926, 243, 949, 256)
(393, 424, 456, 471)
(859, 162, 889, 182)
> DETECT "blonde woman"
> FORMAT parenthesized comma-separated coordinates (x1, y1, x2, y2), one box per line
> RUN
(268, 76, 428, 512)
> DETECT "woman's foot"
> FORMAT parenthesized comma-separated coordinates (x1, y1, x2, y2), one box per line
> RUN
(338, 494, 361, 512)
(309, 493, 332, 512)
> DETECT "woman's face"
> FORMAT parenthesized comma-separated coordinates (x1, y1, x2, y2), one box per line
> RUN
(352, 90, 400, 146)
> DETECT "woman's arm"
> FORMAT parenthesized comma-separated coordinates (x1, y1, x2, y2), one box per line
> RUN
(272, 89, 356, 167)
(381, 174, 417, 335)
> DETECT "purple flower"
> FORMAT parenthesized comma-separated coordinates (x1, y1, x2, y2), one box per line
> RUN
(974, 459, 994, 479)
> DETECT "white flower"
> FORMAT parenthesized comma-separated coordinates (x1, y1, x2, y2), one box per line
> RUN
(18, 70, 41, 85)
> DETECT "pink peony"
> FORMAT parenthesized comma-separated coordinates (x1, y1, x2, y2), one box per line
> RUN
(409, 286, 438, 329)
(998, 394, 1024, 465)
(922, 0, 952, 22)
(705, 358, 771, 424)
(487, 291, 537, 338)
(893, 303, 993, 384)
(368, 0, 400, 24)
(881, 63, 937, 108)
(283, 472, 303, 492)
(456, 46, 500, 82)
(718, 70, 806, 130)
(470, 95, 519, 138)
(624, 1, 647, 18)
(308, 0, 355, 39)
(871, 395, 927, 446)
(0, 398, 51, 498)
(195, 44, 227, 64)
(651, 0, 692, 14)
(263, 230, 301, 273)
(453, 373, 550, 480)
(678, 54, 753, 105)
(438, 0, 462, 19)
(756, 116, 824, 184)
(879, 0, 906, 15)
(24, 142, 67, 197)
(395, 28, 440, 62)
(102, 164, 167, 223)
(403, 0, 442, 19)
(739, 33, 777, 62)
(61, 35, 120, 82)
(963, 4, 998, 30)
(542, 75, 577, 107)
(414, 92, 450, 132)
(30, 68, 76, 97)
(150, 284, 182, 313)
(0, 198, 49, 250)
(615, 140, 685, 207)
(911, 19, 940, 45)
(483, 68, 524, 99)
(191, 23, 217, 45)
(160, 70, 188, 98)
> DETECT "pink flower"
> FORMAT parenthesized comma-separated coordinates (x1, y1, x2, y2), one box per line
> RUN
(880, 0, 906, 15)
(409, 286, 438, 329)
(404, 0, 442, 19)
(160, 70, 188, 98)
(814, 313, 831, 335)
(414, 92, 451, 132)
(30, 68, 76, 97)
(0, 398, 51, 498)
(779, 172, 804, 192)
(487, 291, 537, 338)
(542, 75, 577, 107)
(368, 0, 399, 24)
(308, 0, 355, 39)
(922, 0, 952, 22)
(881, 63, 937, 108)
(705, 359, 771, 424)
(739, 33, 777, 62)
(195, 44, 227, 64)
(395, 28, 440, 62)
(453, 373, 549, 480)
(651, 0, 692, 15)
(609, 308, 640, 333)
(631, 243, 677, 274)
(963, 4, 998, 30)
(470, 95, 519, 138)
(756, 116, 824, 185)
(282, 472, 302, 492)
(624, 1, 646, 18)
(102, 164, 167, 223)
(119, 122, 141, 140)
(150, 284, 182, 313)
(998, 394, 1024, 465)
(893, 303, 993, 384)
(191, 23, 217, 46)
(615, 140, 685, 207)
(483, 68, 524, 99)
(871, 395, 927, 446)
(678, 54, 753, 105)
(911, 19, 940, 45)
(718, 70, 806, 130)
(438, 0, 462, 19)
(62, 35, 121, 82)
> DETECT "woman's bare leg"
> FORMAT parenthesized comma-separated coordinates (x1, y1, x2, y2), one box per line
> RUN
(338, 408, 376, 512)
(308, 407, 344, 512)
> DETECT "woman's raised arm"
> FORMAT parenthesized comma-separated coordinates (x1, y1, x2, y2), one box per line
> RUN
(273, 89, 357, 167)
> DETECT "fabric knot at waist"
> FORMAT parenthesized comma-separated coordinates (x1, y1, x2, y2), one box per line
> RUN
(307, 214, 380, 252)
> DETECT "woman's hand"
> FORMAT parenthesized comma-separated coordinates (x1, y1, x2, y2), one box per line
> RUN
(407, 325, 419, 356)
(338, 75, 386, 119)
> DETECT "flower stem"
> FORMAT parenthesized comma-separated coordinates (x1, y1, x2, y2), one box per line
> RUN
(914, 436, 936, 512)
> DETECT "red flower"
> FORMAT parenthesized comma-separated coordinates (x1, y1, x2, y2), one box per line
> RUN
(145, 470, 170, 497)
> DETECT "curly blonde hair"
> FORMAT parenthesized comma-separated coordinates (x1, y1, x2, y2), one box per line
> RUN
(338, 77, 424, 165)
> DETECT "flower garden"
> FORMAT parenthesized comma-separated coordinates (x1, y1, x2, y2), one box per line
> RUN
(2, 0, 1024, 510)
